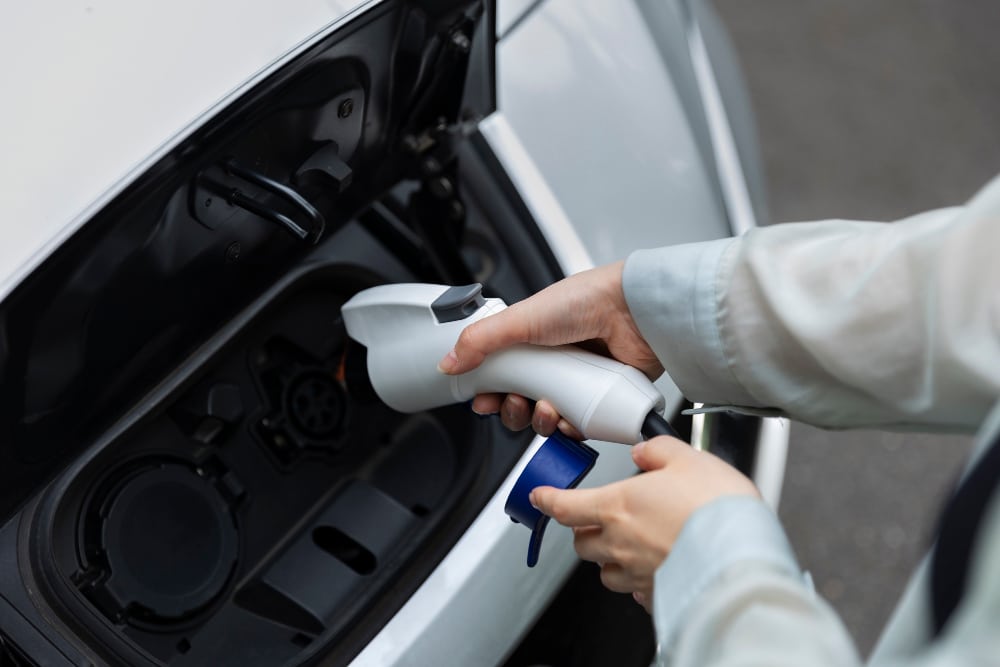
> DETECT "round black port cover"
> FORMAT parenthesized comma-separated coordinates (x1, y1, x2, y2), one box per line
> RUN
(100, 464, 239, 621)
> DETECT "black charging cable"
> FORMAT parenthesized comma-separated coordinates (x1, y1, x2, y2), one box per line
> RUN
(640, 410, 682, 441)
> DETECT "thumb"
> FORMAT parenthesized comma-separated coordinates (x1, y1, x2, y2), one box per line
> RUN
(632, 436, 688, 472)
(529, 485, 605, 527)
(438, 306, 531, 375)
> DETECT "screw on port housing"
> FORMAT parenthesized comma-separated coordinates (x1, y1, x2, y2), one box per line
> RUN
(337, 98, 354, 119)
(450, 32, 471, 53)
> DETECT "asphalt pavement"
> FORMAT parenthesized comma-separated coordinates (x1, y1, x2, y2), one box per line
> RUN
(713, 0, 1000, 655)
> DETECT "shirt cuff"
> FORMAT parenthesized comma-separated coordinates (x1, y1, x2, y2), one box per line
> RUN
(623, 240, 757, 406)
(652, 495, 803, 645)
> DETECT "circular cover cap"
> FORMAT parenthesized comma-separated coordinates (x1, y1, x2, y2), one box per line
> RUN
(504, 432, 598, 567)
(99, 464, 239, 622)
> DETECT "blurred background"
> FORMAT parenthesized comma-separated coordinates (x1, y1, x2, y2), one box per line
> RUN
(712, 0, 1000, 654)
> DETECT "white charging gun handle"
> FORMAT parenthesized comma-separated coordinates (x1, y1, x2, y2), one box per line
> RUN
(342, 283, 666, 445)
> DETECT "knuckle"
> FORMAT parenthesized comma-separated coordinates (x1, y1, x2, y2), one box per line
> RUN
(599, 496, 624, 525)
(593, 506, 610, 526)
(505, 393, 526, 410)
(607, 544, 629, 567)
(455, 324, 479, 352)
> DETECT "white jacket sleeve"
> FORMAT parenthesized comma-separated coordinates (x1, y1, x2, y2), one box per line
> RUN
(621, 175, 1000, 665)
(651, 463, 1000, 667)
(623, 177, 1000, 431)
(652, 497, 860, 666)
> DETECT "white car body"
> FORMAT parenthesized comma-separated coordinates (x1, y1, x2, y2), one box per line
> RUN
(0, 1, 786, 665)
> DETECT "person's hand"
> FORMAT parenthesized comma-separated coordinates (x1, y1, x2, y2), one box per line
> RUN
(530, 436, 760, 612)
(437, 261, 663, 437)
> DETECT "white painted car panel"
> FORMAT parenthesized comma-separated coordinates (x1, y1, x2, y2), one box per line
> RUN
(478, 114, 594, 276)
(497, 0, 539, 36)
(498, 0, 731, 266)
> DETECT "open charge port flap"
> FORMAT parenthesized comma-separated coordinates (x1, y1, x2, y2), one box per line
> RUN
(235, 480, 416, 634)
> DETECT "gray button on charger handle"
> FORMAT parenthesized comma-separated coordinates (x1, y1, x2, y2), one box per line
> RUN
(431, 284, 486, 323)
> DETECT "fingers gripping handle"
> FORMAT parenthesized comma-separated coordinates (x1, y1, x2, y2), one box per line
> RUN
(456, 345, 663, 444)
(341, 283, 666, 445)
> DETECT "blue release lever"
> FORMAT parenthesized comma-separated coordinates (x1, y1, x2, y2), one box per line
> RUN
(504, 431, 599, 567)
